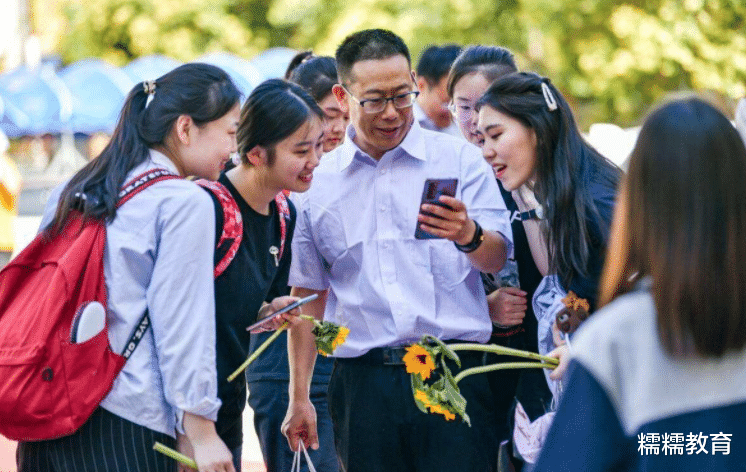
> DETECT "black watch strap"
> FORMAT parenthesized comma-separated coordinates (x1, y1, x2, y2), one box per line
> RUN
(518, 206, 544, 221)
(454, 220, 484, 253)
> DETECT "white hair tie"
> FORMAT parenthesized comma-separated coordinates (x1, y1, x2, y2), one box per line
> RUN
(143, 80, 156, 108)
(541, 82, 558, 112)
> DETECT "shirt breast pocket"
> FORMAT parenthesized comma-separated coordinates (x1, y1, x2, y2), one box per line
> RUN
(311, 205, 349, 266)
(429, 239, 472, 289)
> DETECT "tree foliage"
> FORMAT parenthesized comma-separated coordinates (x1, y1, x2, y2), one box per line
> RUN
(39, 0, 746, 125)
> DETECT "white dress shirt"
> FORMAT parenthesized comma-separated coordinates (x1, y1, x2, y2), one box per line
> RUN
(40, 150, 221, 437)
(289, 122, 512, 357)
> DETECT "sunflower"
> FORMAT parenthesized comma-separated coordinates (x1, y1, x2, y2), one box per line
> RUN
(428, 404, 456, 421)
(403, 344, 436, 380)
(331, 326, 350, 350)
(414, 389, 433, 409)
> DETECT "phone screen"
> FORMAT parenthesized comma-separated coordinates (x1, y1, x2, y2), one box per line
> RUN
(414, 178, 458, 239)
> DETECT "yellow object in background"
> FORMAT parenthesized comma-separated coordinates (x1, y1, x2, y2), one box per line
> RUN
(1, 152, 21, 254)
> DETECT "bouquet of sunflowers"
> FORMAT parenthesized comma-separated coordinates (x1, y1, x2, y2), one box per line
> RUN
(405, 335, 558, 424)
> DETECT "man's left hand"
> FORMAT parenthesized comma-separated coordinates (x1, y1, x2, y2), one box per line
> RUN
(417, 195, 475, 244)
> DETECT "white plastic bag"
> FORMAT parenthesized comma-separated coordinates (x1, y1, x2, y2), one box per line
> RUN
(290, 441, 317, 472)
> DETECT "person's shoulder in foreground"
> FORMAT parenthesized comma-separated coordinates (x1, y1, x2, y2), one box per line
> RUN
(533, 285, 746, 472)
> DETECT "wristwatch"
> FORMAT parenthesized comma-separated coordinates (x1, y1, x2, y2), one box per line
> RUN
(454, 220, 484, 253)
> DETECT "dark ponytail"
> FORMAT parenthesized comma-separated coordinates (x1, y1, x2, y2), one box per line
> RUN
(48, 63, 240, 232)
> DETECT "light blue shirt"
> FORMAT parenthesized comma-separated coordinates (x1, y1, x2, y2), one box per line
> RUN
(289, 122, 512, 357)
(40, 150, 220, 437)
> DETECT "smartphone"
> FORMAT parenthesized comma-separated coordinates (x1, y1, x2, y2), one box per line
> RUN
(245, 294, 319, 332)
(414, 178, 459, 239)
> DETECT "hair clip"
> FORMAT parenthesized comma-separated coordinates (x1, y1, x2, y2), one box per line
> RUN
(541, 81, 558, 112)
(143, 80, 156, 108)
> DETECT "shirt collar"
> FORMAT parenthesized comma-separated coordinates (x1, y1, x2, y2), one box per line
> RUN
(338, 119, 428, 170)
(148, 148, 181, 175)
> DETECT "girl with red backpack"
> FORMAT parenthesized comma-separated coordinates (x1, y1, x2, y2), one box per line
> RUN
(19, 63, 241, 472)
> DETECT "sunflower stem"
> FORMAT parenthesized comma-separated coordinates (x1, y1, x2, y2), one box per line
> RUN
(299, 314, 321, 328)
(227, 321, 290, 382)
(453, 361, 556, 384)
(449, 343, 559, 366)
(153, 442, 198, 469)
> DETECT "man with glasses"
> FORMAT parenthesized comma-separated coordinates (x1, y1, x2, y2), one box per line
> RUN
(282, 29, 511, 472)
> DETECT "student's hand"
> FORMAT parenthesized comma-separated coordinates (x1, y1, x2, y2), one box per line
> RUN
(250, 296, 303, 333)
(182, 413, 235, 472)
(282, 398, 319, 452)
(177, 432, 196, 472)
(487, 287, 527, 327)
(548, 344, 571, 380)
(418, 195, 475, 244)
(190, 435, 235, 472)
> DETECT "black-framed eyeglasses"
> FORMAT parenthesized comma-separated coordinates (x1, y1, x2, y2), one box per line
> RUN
(343, 87, 420, 114)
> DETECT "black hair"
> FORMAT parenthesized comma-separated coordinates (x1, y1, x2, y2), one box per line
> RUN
(477, 72, 621, 291)
(602, 97, 746, 357)
(447, 45, 517, 98)
(335, 29, 410, 85)
(48, 63, 240, 232)
(284, 50, 314, 80)
(236, 78, 323, 166)
(416, 44, 462, 86)
(289, 56, 339, 103)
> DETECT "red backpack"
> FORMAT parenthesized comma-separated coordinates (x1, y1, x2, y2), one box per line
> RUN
(0, 168, 183, 441)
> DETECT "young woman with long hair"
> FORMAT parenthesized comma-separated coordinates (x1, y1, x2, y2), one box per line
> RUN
(23, 63, 242, 472)
(534, 97, 746, 471)
(475, 71, 621, 382)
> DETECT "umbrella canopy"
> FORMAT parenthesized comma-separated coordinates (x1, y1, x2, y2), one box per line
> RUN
(58, 59, 134, 135)
(0, 95, 31, 137)
(122, 55, 183, 83)
(0, 65, 72, 137)
(251, 47, 298, 79)
(196, 52, 265, 98)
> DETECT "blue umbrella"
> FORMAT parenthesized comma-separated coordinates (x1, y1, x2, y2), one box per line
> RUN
(0, 65, 72, 137)
(0, 95, 31, 138)
(251, 47, 299, 79)
(58, 59, 134, 135)
(196, 52, 265, 97)
(123, 55, 183, 83)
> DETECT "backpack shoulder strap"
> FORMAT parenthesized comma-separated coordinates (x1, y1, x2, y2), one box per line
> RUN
(195, 179, 243, 278)
(117, 168, 180, 208)
(274, 191, 290, 260)
(115, 168, 180, 358)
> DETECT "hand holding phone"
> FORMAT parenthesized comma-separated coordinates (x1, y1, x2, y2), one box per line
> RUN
(415, 178, 458, 239)
(246, 294, 319, 333)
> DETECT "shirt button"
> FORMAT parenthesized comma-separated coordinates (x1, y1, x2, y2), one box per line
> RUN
(380, 206, 387, 212)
